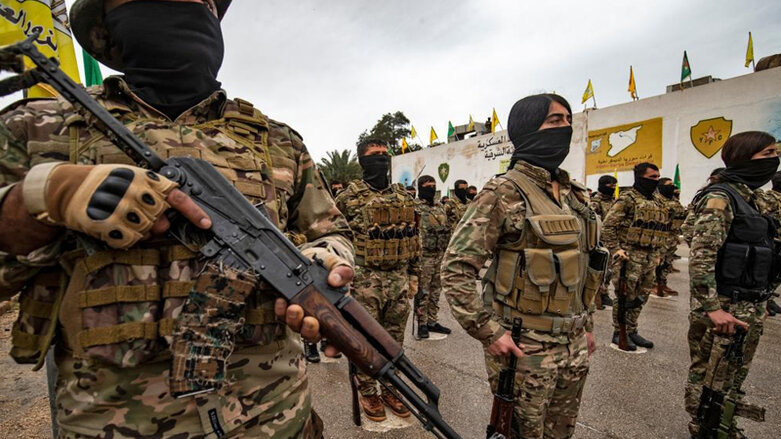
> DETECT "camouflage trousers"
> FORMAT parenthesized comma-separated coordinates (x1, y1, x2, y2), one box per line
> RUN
(655, 243, 678, 284)
(611, 248, 657, 332)
(352, 265, 411, 397)
(597, 266, 613, 299)
(416, 252, 443, 325)
(684, 298, 767, 437)
(485, 331, 590, 439)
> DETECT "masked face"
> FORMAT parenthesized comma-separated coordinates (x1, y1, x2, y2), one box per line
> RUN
(658, 184, 675, 199)
(418, 185, 436, 204)
(721, 157, 780, 189)
(454, 186, 468, 203)
(105, 1, 224, 120)
(510, 126, 573, 175)
(359, 154, 390, 190)
(467, 190, 477, 201)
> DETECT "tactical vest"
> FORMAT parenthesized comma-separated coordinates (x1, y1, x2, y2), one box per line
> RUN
(483, 170, 605, 333)
(622, 191, 670, 248)
(11, 97, 286, 368)
(418, 201, 451, 254)
(348, 181, 420, 270)
(706, 184, 778, 302)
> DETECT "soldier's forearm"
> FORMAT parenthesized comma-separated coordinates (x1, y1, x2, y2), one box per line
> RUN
(0, 184, 62, 255)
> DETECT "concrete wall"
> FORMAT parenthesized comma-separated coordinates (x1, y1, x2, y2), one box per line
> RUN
(392, 67, 781, 203)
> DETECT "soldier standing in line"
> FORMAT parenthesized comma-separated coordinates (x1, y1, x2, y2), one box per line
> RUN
(445, 179, 470, 227)
(0, 1, 355, 437)
(590, 175, 618, 309)
(405, 185, 417, 199)
(414, 175, 452, 339)
(685, 132, 779, 437)
(334, 138, 420, 422)
(330, 180, 345, 197)
(467, 185, 478, 201)
(602, 162, 668, 351)
(442, 94, 601, 438)
(760, 172, 781, 316)
(653, 177, 684, 297)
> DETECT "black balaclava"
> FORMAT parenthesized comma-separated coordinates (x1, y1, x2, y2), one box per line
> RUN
(105, 1, 224, 120)
(658, 184, 675, 199)
(466, 191, 477, 201)
(633, 167, 659, 199)
(418, 185, 436, 205)
(454, 187, 468, 203)
(719, 157, 780, 189)
(359, 154, 390, 190)
(597, 175, 617, 196)
(507, 95, 573, 176)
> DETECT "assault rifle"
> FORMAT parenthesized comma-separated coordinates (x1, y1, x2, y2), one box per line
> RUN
(486, 317, 522, 439)
(0, 34, 462, 439)
(696, 327, 764, 438)
(615, 259, 630, 351)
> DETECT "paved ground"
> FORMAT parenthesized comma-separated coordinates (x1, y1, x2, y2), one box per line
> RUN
(307, 247, 781, 439)
(1, 246, 779, 438)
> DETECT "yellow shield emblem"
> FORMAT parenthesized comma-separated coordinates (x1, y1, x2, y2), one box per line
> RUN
(690, 117, 733, 158)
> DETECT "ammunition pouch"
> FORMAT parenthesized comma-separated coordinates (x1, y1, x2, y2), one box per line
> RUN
(623, 199, 669, 248)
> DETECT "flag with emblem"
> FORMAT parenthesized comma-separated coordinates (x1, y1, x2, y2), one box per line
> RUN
(467, 114, 475, 131)
(491, 108, 500, 133)
(628, 66, 638, 100)
(410, 125, 418, 139)
(447, 121, 455, 138)
(673, 164, 681, 190)
(401, 137, 409, 154)
(745, 32, 754, 68)
(613, 169, 619, 199)
(581, 79, 594, 104)
(681, 51, 692, 83)
(82, 50, 103, 86)
(429, 127, 438, 146)
(0, 0, 81, 97)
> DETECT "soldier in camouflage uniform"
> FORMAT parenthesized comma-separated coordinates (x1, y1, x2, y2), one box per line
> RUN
(653, 177, 685, 297)
(602, 162, 667, 351)
(334, 138, 420, 422)
(414, 175, 452, 339)
(0, 1, 355, 438)
(590, 175, 617, 309)
(761, 172, 781, 316)
(685, 132, 779, 437)
(442, 94, 601, 439)
(444, 179, 470, 227)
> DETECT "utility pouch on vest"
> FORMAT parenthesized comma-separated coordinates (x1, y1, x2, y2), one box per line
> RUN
(639, 222, 655, 247)
(582, 247, 609, 308)
(750, 246, 773, 286)
(520, 248, 554, 314)
(493, 249, 522, 308)
(548, 249, 581, 315)
(10, 269, 65, 367)
(169, 264, 256, 398)
(719, 243, 749, 283)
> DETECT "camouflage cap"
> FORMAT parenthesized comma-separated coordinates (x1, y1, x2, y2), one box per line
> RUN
(70, 0, 232, 72)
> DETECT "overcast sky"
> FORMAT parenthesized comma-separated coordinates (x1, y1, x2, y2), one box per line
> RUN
(3, 0, 781, 162)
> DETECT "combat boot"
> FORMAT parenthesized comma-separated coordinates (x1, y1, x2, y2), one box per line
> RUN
(662, 285, 679, 296)
(612, 331, 637, 351)
(629, 332, 654, 348)
(359, 394, 387, 422)
(596, 292, 604, 310)
(601, 293, 614, 307)
(768, 299, 781, 316)
(428, 322, 451, 334)
(304, 342, 320, 363)
(381, 390, 411, 418)
(417, 323, 429, 339)
(654, 283, 667, 297)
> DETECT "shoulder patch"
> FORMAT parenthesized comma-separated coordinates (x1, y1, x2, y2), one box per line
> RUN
(705, 198, 728, 210)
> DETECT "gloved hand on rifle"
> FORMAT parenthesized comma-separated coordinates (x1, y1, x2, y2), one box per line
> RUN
(22, 162, 211, 248)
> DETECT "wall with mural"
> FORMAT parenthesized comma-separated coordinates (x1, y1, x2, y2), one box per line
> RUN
(392, 67, 781, 203)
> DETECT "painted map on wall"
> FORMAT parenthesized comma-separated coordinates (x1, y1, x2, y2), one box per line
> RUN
(585, 117, 663, 175)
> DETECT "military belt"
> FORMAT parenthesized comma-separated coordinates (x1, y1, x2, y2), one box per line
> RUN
(496, 304, 589, 335)
(717, 287, 773, 304)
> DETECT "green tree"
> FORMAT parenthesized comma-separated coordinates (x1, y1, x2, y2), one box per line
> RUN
(318, 149, 362, 184)
(357, 111, 411, 155)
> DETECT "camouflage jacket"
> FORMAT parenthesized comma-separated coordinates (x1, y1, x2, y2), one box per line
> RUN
(689, 182, 772, 312)
(415, 198, 450, 255)
(601, 187, 668, 256)
(334, 180, 421, 276)
(441, 161, 595, 347)
(759, 189, 781, 236)
(0, 76, 353, 438)
(444, 196, 469, 229)
(589, 191, 615, 221)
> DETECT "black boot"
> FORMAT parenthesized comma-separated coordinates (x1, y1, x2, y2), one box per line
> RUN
(417, 323, 429, 339)
(768, 299, 780, 317)
(428, 322, 451, 334)
(304, 342, 321, 363)
(319, 339, 342, 359)
(629, 332, 654, 349)
(612, 331, 637, 351)
(601, 294, 614, 307)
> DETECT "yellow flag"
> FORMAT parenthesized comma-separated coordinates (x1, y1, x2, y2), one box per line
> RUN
(410, 125, 418, 139)
(0, 0, 81, 97)
(581, 79, 594, 104)
(491, 108, 499, 133)
(429, 127, 438, 145)
(613, 169, 619, 199)
(628, 66, 638, 100)
(745, 32, 754, 68)
(467, 114, 475, 131)
(401, 138, 408, 153)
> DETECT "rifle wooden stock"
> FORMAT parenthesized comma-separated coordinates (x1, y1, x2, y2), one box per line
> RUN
(486, 318, 522, 439)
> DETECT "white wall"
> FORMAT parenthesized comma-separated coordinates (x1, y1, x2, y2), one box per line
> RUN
(392, 68, 781, 203)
